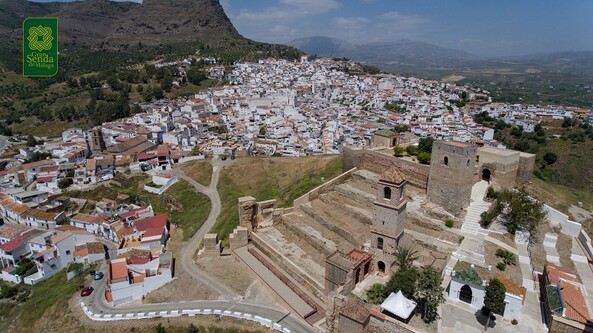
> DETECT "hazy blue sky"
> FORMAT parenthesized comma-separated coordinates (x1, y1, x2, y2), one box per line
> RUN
(220, 0, 593, 56)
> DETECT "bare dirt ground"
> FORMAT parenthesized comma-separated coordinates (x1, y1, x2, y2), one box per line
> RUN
(489, 232, 516, 249)
(195, 254, 281, 306)
(484, 240, 523, 286)
(556, 233, 576, 271)
(569, 205, 593, 222)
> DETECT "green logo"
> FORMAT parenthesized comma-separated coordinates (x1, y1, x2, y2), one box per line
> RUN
(23, 18, 58, 77)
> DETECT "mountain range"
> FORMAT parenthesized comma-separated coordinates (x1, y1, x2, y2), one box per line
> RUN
(289, 36, 593, 76)
(289, 36, 479, 67)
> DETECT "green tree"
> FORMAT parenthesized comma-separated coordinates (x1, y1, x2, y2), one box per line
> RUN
(484, 278, 506, 315)
(366, 283, 387, 304)
(417, 152, 431, 164)
(393, 146, 405, 157)
(394, 247, 419, 271)
(27, 134, 37, 147)
(394, 125, 409, 133)
(417, 137, 434, 154)
(386, 267, 418, 298)
(543, 152, 557, 165)
(406, 145, 418, 156)
(155, 323, 165, 333)
(259, 126, 267, 136)
(415, 267, 445, 322)
(186, 67, 207, 85)
(502, 189, 546, 237)
(58, 179, 71, 189)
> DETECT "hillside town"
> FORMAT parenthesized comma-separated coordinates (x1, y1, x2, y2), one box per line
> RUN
(1, 57, 592, 333)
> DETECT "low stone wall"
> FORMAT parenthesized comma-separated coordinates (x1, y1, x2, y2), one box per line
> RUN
(178, 155, 205, 164)
(370, 315, 417, 333)
(279, 215, 334, 256)
(299, 204, 359, 246)
(251, 231, 325, 300)
(293, 167, 357, 208)
(577, 230, 593, 261)
(548, 315, 593, 333)
(342, 146, 430, 189)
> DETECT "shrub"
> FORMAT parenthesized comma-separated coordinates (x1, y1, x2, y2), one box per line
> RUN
(511, 319, 518, 325)
(445, 219, 454, 228)
(495, 249, 517, 265)
(417, 152, 431, 164)
(496, 262, 506, 271)
(486, 187, 499, 200)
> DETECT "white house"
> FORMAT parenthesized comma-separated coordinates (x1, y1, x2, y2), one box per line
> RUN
(448, 262, 525, 321)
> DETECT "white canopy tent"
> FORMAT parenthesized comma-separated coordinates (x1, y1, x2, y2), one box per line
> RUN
(380, 291, 417, 320)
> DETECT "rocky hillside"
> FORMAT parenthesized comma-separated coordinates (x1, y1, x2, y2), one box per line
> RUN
(0, 0, 242, 48)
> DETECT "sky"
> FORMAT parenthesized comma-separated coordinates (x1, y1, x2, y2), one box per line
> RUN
(220, 0, 593, 57)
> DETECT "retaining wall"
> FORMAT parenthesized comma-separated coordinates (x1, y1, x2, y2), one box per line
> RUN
(251, 232, 325, 300)
(342, 146, 430, 189)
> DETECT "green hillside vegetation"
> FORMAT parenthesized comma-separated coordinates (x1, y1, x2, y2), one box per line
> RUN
(212, 156, 343, 240)
(475, 113, 593, 213)
(64, 174, 210, 240)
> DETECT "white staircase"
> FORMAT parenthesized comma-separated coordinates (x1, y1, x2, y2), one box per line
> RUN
(460, 180, 491, 236)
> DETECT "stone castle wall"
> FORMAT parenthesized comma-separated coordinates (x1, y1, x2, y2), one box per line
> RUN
(427, 141, 477, 215)
(342, 146, 430, 189)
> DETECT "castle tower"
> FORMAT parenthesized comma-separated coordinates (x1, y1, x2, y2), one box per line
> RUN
(426, 140, 477, 216)
(90, 127, 106, 155)
(371, 167, 407, 273)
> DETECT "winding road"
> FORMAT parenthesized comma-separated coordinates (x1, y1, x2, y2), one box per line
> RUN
(86, 158, 317, 333)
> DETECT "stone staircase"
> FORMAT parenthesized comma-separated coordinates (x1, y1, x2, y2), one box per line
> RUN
(460, 180, 491, 236)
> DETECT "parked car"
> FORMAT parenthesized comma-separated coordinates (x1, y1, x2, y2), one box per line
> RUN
(93, 272, 104, 280)
(80, 287, 94, 297)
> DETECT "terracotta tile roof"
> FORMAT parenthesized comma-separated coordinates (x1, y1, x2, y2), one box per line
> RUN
(21, 159, 55, 170)
(0, 224, 30, 240)
(56, 225, 85, 232)
(51, 231, 72, 244)
(134, 214, 167, 232)
(73, 247, 89, 257)
(23, 208, 59, 221)
(87, 242, 105, 254)
(546, 262, 580, 284)
(110, 259, 128, 281)
(560, 281, 592, 324)
(7, 202, 30, 215)
(116, 249, 152, 261)
(339, 301, 370, 324)
(72, 213, 106, 224)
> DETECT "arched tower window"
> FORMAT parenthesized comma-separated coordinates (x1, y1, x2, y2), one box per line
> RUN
(467, 159, 470, 167)
(444, 156, 449, 166)
(383, 187, 391, 200)
(377, 237, 384, 250)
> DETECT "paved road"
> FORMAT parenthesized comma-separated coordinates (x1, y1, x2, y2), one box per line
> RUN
(86, 159, 318, 332)
(171, 160, 239, 299)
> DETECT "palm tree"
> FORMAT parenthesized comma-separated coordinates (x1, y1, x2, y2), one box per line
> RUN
(394, 246, 419, 271)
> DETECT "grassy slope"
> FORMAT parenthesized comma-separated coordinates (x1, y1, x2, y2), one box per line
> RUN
(0, 267, 93, 333)
(212, 155, 343, 240)
(65, 174, 211, 241)
(181, 160, 213, 187)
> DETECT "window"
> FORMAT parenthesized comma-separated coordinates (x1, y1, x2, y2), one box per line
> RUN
(467, 159, 470, 167)
(65, 250, 71, 255)
(383, 187, 391, 200)
(444, 156, 449, 166)
(377, 237, 384, 250)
